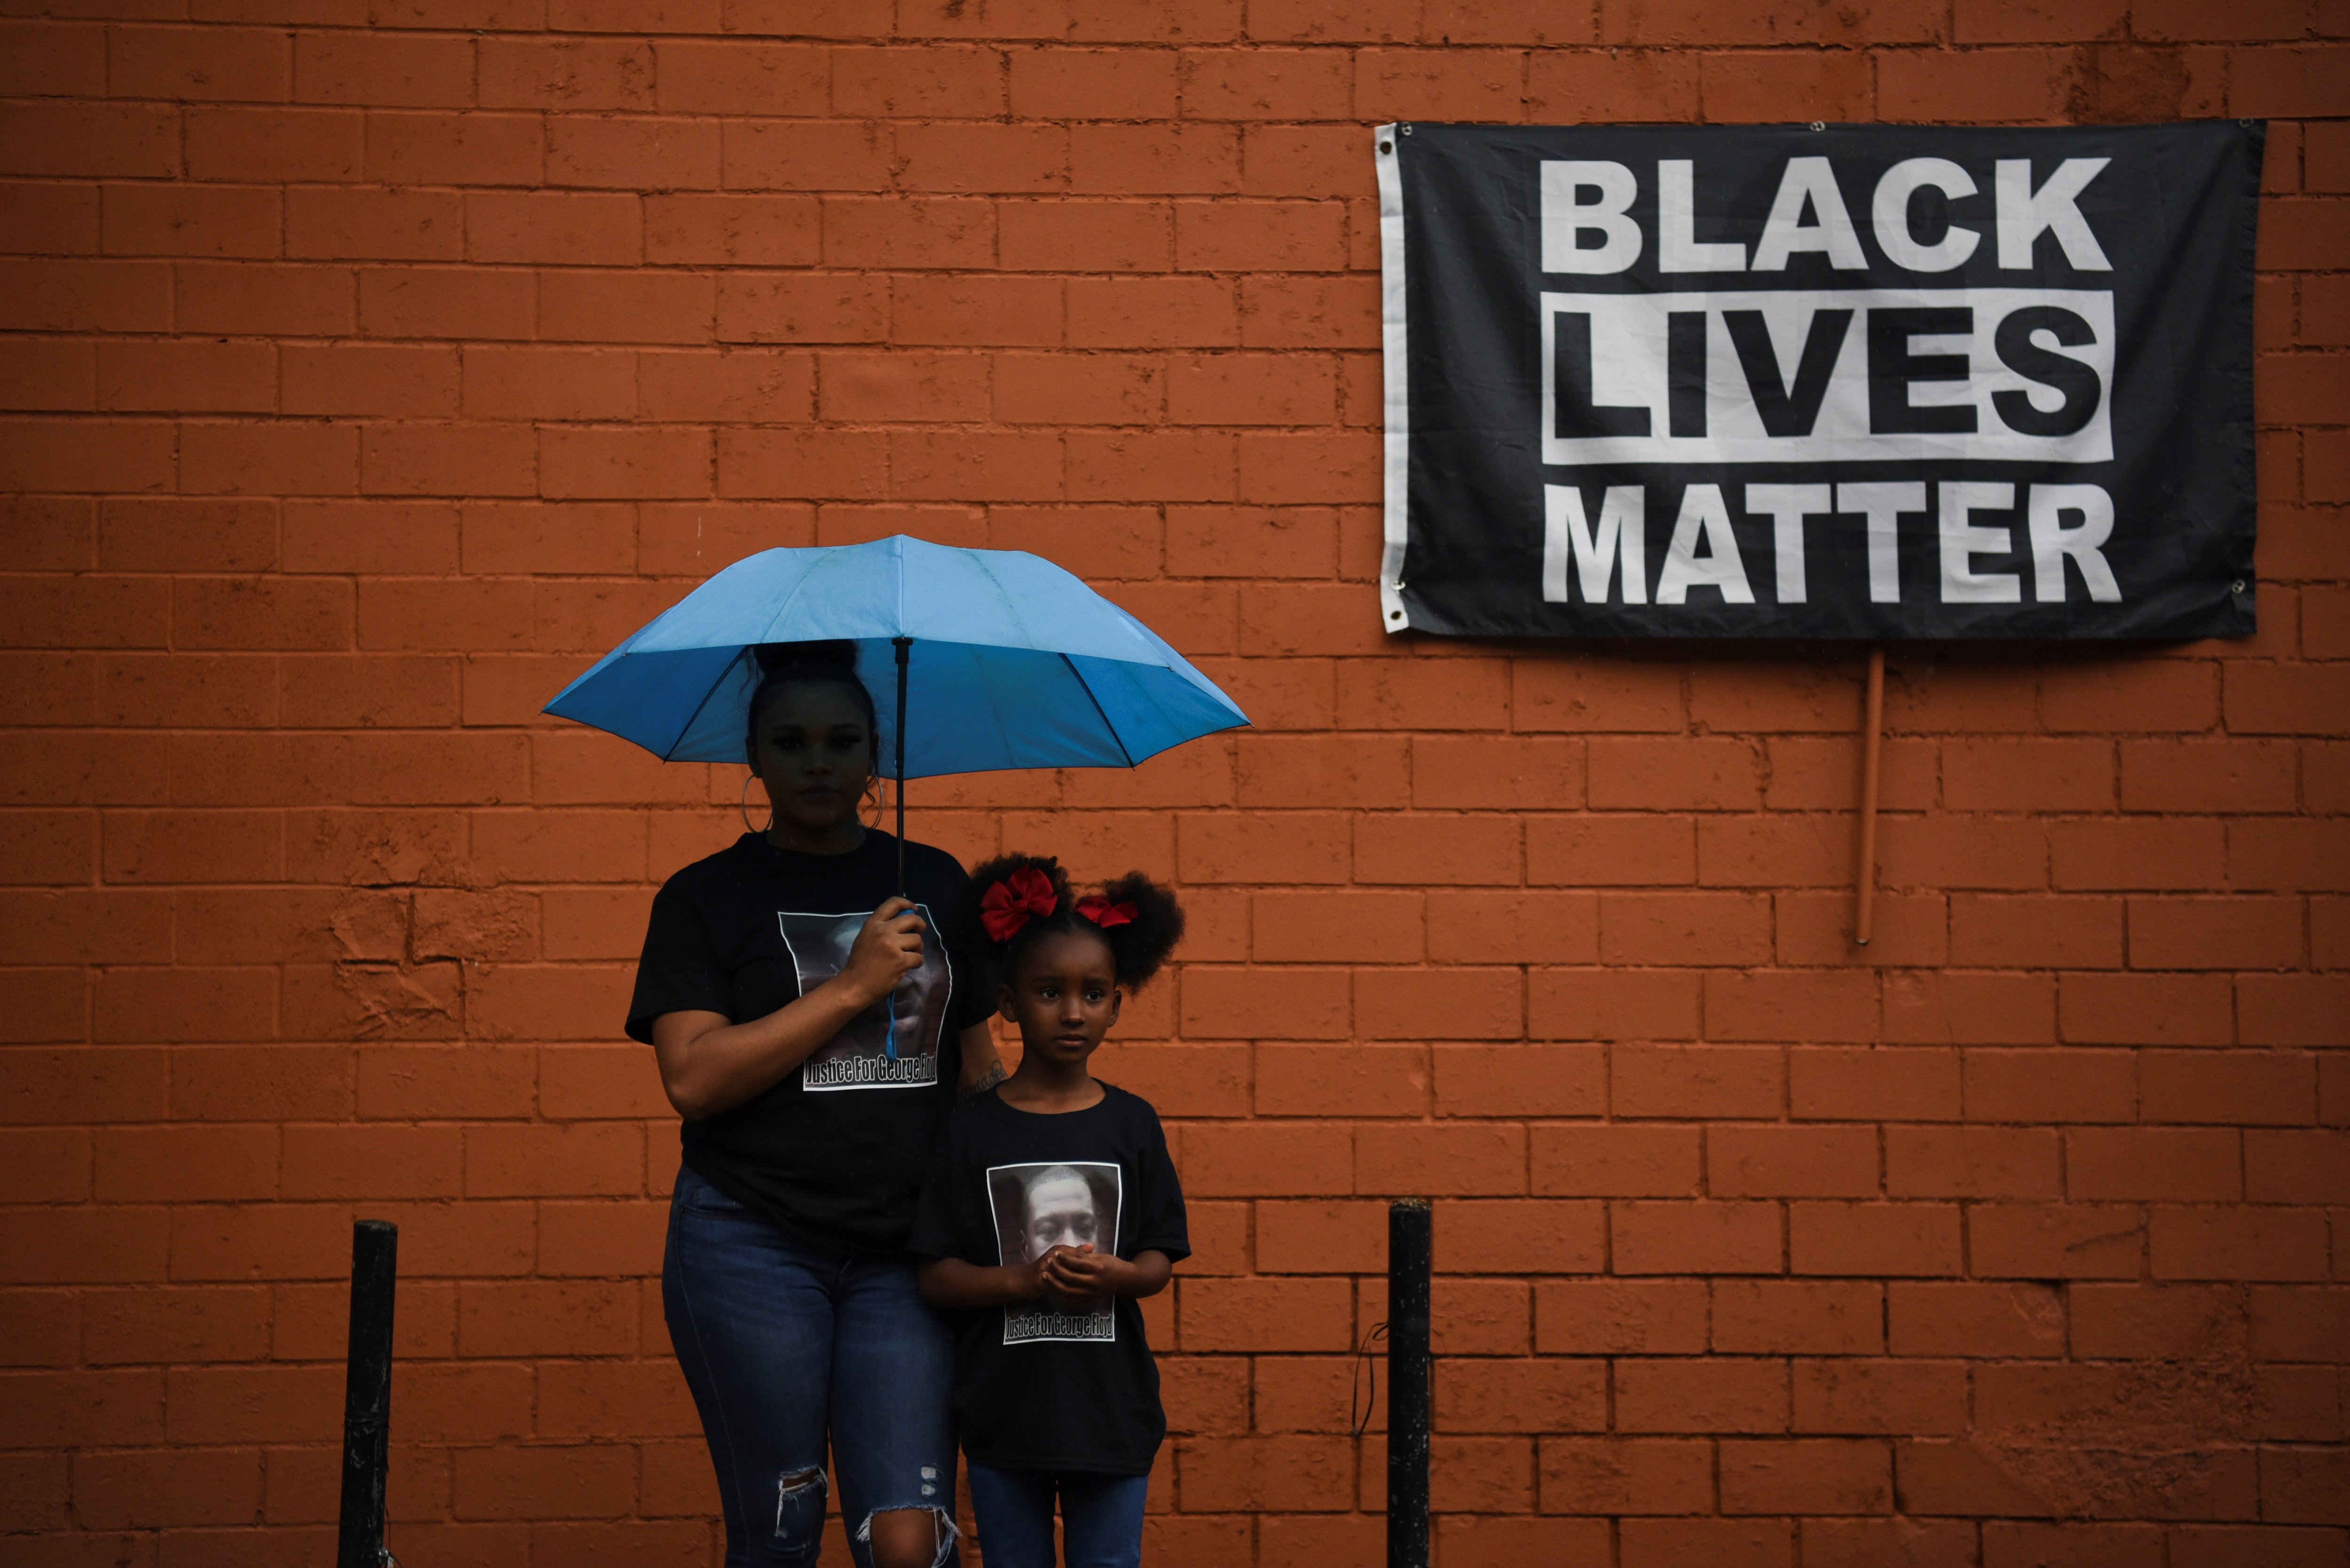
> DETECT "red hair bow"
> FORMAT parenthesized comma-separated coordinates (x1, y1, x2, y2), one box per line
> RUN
(980, 867, 1057, 941)
(1076, 895, 1136, 928)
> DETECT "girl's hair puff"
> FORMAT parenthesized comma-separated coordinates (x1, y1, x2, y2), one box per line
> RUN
(963, 852, 1185, 991)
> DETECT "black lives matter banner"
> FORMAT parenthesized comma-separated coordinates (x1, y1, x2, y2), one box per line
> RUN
(1374, 122, 2261, 640)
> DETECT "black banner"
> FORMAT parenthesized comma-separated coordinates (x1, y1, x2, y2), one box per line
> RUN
(1375, 122, 2261, 640)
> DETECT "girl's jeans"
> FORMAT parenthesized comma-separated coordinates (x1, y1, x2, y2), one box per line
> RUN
(664, 1163, 961, 1568)
(964, 1463, 1148, 1568)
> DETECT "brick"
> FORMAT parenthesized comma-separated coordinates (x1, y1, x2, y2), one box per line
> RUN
(1715, 1279, 1884, 1356)
(1184, 1122, 1352, 1197)
(893, 274, 1063, 347)
(1535, 1278, 1708, 1353)
(2146, 1047, 2318, 1124)
(0, 103, 178, 179)
(1791, 1201, 1962, 1277)
(1722, 1438, 1893, 1516)
(2247, 1130, 2350, 1204)
(1617, 1356, 1789, 1435)
(1970, 1202, 2146, 1279)
(102, 184, 280, 261)
(1892, 1280, 2065, 1359)
(1175, 198, 1348, 271)
(1707, 970, 1879, 1043)
(1071, 122, 1239, 194)
(2059, 972, 2234, 1046)
(467, 192, 640, 267)
(1353, 812, 1519, 886)
(453, 1442, 637, 1520)
(1180, 1278, 1354, 1351)
(365, 109, 543, 185)
(1789, 1045, 1959, 1121)
(994, 352, 1160, 425)
(1531, 967, 1701, 1041)
(547, 114, 719, 190)
(1599, 891, 1769, 966)
(360, 424, 536, 498)
(355, 266, 529, 340)
(1613, 1200, 1782, 1274)
(295, 31, 470, 108)
(1528, 46, 1700, 121)
(540, 426, 710, 501)
(1009, 46, 1179, 118)
(1794, 1358, 1969, 1436)
(1355, 1123, 1526, 1195)
(1887, 1125, 2060, 1199)
(831, 43, 1001, 116)
(1539, 1436, 1714, 1515)
(1352, 967, 1520, 1039)
(1438, 1358, 1606, 1435)
(1255, 1043, 1427, 1117)
(540, 271, 712, 346)
(1239, 275, 1381, 349)
(1712, 1124, 1879, 1198)
(2070, 1126, 2246, 1202)
(2153, 1206, 2330, 1282)
(1531, 1122, 1700, 1196)
(478, 38, 654, 110)
(1699, 49, 1874, 120)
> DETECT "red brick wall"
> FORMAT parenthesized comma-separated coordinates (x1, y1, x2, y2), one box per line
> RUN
(3, 3, 2346, 1564)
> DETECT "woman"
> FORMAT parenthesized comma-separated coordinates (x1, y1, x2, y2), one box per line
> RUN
(628, 640, 1005, 1568)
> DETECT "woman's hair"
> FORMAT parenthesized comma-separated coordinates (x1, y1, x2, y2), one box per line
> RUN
(961, 853, 1185, 990)
(743, 640, 879, 767)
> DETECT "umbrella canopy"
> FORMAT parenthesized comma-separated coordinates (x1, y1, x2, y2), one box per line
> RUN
(543, 536, 1250, 776)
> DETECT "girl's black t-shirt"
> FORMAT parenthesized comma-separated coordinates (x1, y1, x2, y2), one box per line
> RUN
(906, 1084, 1189, 1477)
(627, 830, 994, 1256)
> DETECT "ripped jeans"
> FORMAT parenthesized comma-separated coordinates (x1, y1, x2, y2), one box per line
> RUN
(665, 1164, 960, 1568)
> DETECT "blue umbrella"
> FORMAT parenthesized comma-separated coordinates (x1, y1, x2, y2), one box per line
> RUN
(543, 535, 1250, 893)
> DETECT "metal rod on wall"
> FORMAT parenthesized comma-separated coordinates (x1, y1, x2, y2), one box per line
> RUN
(1854, 647, 1887, 946)
(337, 1220, 399, 1568)
(1387, 1199, 1431, 1568)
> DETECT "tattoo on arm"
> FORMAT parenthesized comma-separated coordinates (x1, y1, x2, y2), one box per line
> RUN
(961, 1061, 1008, 1100)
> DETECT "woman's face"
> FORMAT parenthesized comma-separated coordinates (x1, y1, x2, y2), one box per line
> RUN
(749, 680, 873, 837)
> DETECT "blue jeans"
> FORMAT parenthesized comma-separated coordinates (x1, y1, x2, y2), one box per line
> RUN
(664, 1163, 960, 1568)
(964, 1464, 1148, 1568)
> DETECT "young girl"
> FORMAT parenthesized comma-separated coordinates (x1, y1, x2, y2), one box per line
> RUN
(908, 855, 1189, 1568)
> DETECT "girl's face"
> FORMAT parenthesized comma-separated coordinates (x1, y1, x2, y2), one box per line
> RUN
(749, 680, 873, 838)
(998, 928, 1121, 1069)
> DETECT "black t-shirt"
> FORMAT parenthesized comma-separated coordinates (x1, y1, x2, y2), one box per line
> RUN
(906, 1084, 1189, 1476)
(627, 830, 994, 1256)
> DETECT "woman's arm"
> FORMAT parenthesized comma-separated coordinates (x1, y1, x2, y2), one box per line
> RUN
(650, 898, 928, 1121)
(956, 1021, 1006, 1099)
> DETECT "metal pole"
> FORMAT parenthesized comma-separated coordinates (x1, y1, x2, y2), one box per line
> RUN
(1854, 647, 1886, 945)
(892, 636, 911, 897)
(336, 1220, 398, 1568)
(1386, 1199, 1430, 1568)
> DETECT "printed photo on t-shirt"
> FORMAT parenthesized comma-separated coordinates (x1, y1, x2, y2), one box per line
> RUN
(778, 907, 951, 1092)
(985, 1161, 1120, 1343)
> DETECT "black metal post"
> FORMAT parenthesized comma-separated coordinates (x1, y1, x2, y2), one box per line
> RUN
(1387, 1198, 1431, 1568)
(336, 1220, 398, 1568)
(893, 636, 911, 897)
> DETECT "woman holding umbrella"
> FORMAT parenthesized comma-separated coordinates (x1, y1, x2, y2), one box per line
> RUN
(627, 640, 1004, 1568)
(553, 536, 1248, 1567)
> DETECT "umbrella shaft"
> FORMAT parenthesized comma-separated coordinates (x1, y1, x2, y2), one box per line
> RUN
(893, 638, 911, 897)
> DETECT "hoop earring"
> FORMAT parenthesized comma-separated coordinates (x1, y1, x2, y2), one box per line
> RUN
(861, 777, 883, 829)
(739, 772, 770, 837)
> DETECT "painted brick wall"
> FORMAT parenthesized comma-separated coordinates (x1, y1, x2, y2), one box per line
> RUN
(2, 2, 2346, 1564)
